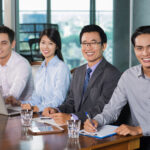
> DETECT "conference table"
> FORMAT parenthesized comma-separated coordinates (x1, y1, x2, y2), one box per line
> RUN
(0, 115, 142, 150)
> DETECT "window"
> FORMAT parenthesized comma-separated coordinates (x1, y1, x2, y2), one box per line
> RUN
(0, 0, 4, 25)
(4, 0, 113, 69)
(19, 0, 47, 61)
(19, 0, 47, 23)
(51, 0, 90, 69)
(96, 0, 113, 64)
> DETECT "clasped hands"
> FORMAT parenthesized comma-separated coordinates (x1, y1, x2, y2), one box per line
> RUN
(84, 119, 142, 136)
(5, 96, 39, 112)
(42, 107, 71, 125)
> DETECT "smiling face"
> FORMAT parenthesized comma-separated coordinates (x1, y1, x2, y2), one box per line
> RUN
(0, 33, 15, 65)
(81, 32, 107, 67)
(40, 35, 57, 64)
(134, 34, 150, 75)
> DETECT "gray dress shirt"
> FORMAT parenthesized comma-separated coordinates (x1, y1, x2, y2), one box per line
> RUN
(94, 64, 150, 136)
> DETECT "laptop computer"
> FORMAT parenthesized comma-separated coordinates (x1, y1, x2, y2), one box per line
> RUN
(0, 92, 21, 116)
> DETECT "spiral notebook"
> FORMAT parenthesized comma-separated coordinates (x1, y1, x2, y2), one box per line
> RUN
(80, 125, 118, 139)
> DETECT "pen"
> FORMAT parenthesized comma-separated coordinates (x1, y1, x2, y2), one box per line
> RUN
(85, 112, 95, 127)
(40, 117, 52, 120)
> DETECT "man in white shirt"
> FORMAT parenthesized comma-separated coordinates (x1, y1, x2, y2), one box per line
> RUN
(0, 26, 34, 105)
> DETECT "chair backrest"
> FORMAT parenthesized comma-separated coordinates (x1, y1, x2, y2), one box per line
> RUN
(28, 38, 40, 50)
(31, 61, 42, 81)
(70, 68, 76, 74)
(28, 38, 44, 62)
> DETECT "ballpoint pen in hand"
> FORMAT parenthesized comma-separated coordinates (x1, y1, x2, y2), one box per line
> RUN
(85, 112, 95, 127)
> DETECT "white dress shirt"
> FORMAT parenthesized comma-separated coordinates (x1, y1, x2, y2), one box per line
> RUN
(0, 51, 34, 101)
(22, 56, 71, 112)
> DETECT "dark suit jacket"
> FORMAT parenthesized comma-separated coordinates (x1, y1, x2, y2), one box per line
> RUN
(58, 58, 121, 122)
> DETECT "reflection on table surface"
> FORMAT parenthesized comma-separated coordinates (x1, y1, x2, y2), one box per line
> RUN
(0, 115, 141, 150)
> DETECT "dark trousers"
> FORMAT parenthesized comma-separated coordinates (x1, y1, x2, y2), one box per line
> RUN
(138, 136, 150, 150)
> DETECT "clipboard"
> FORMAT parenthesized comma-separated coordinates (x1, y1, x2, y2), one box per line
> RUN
(80, 125, 118, 139)
(28, 124, 64, 135)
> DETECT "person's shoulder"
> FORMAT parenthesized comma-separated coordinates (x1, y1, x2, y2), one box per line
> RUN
(73, 64, 86, 73)
(12, 51, 30, 66)
(123, 64, 141, 77)
(54, 58, 70, 70)
(102, 59, 121, 75)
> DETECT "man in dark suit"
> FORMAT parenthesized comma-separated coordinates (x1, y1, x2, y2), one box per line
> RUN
(42, 24, 121, 125)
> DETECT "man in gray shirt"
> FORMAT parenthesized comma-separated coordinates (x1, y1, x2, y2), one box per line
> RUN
(84, 26, 150, 150)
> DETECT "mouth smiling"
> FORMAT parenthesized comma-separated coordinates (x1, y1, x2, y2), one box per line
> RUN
(42, 50, 49, 55)
(86, 52, 94, 56)
(142, 58, 150, 63)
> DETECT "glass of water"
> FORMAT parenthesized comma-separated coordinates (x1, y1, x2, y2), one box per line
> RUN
(67, 120, 81, 138)
(21, 109, 33, 127)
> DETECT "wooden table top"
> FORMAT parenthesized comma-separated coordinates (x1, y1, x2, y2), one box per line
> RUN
(0, 115, 142, 150)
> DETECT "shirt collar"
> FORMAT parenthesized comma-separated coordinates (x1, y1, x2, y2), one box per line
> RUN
(41, 55, 59, 67)
(137, 64, 145, 78)
(86, 58, 103, 72)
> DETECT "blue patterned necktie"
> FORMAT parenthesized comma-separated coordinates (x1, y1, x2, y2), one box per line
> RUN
(83, 68, 92, 94)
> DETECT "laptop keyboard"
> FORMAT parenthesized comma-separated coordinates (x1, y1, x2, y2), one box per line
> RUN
(7, 109, 19, 113)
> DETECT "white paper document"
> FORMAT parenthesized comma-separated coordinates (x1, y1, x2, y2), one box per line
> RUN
(80, 125, 118, 139)
(32, 117, 64, 130)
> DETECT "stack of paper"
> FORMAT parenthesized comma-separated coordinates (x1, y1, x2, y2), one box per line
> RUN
(32, 117, 64, 130)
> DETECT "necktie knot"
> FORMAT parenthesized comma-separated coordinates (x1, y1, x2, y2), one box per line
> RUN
(87, 68, 92, 75)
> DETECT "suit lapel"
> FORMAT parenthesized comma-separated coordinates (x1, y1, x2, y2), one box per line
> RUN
(82, 58, 107, 104)
(76, 65, 86, 111)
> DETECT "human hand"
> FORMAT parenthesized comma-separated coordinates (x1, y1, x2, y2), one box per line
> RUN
(32, 106, 39, 112)
(50, 113, 71, 125)
(5, 96, 21, 106)
(84, 119, 98, 132)
(115, 124, 142, 136)
(21, 104, 32, 110)
(42, 107, 58, 117)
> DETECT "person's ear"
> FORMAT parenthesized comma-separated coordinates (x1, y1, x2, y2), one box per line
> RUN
(102, 43, 107, 52)
(11, 40, 16, 49)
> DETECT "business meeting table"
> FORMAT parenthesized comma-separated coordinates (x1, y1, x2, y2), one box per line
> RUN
(0, 114, 142, 150)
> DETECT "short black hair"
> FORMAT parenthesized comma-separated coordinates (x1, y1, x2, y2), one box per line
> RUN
(131, 26, 150, 46)
(80, 24, 107, 45)
(0, 25, 15, 43)
(39, 28, 63, 61)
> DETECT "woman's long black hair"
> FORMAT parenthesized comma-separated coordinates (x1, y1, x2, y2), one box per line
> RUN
(39, 28, 64, 61)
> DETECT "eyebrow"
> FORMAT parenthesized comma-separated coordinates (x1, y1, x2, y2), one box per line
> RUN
(135, 45, 150, 47)
(0, 40, 9, 43)
(135, 45, 142, 47)
(82, 39, 98, 43)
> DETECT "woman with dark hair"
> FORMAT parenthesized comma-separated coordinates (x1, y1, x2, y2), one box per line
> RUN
(21, 28, 71, 112)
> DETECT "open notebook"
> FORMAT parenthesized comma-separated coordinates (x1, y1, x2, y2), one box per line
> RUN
(80, 125, 118, 139)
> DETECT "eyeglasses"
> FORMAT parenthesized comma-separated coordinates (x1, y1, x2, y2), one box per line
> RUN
(81, 41, 102, 48)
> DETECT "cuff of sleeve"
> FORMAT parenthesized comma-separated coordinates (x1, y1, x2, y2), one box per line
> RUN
(140, 124, 150, 136)
(36, 104, 45, 112)
(71, 114, 79, 120)
(21, 101, 29, 104)
(55, 107, 61, 112)
(93, 114, 104, 126)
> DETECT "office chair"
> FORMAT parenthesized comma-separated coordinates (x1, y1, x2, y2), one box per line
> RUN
(28, 38, 44, 62)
